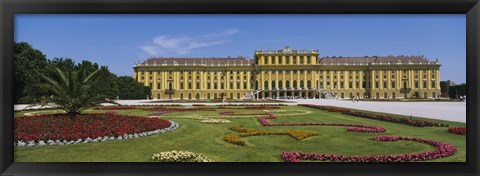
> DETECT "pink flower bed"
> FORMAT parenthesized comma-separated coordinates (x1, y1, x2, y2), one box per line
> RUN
(258, 117, 386, 133)
(281, 136, 457, 162)
(448, 127, 466, 135)
(257, 112, 385, 133)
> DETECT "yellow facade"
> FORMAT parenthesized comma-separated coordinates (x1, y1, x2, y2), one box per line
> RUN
(134, 47, 441, 100)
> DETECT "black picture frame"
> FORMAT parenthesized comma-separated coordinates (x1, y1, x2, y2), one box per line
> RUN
(1, 0, 479, 175)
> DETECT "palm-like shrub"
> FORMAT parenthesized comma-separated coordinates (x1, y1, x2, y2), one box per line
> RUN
(38, 67, 108, 116)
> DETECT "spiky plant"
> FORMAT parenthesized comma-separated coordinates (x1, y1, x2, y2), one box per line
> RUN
(37, 67, 107, 116)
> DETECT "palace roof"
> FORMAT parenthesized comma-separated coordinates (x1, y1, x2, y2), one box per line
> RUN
(318, 56, 438, 65)
(140, 57, 254, 66)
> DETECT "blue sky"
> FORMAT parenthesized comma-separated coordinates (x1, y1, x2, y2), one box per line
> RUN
(15, 14, 466, 83)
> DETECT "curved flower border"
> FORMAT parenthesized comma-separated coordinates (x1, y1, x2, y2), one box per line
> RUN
(281, 136, 457, 162)
(15, 121, 179, 148)
(258, 113, 386, 133)
(448, 127, 466, 135)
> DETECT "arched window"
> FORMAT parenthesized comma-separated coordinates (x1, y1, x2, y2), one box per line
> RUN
(307, 80, 312, 88)
(286, 80, 290, 89)
(264, 81, 269, 89)
(271, 81, 276, 89)
(278, 81, 283, 89)
(300, 80, 304, 88)
(293, 80, 297, 88)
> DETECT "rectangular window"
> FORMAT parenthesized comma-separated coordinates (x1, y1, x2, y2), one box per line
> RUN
(423, 81, 427, 88)
(340, 82, 344, 89)
(415, 81, 419, 89)
(221, 83, 224, 89)
(244, 82, 247, 89)
(196, 82, 200, 89)
(432, 81, 435, 88)
(188, 83, 192, 89)
(149, 83, 152, 88)
(384, 92, 388, 98)
(157, 83, 161, 89)
(355, 82, 359, 89)
(237, 82, 240, 89)
(207, 83, 211, 89)
(391, 81, 395, 88)
(375, 81, 379, 89)
(214, 83, 218, 89)
(180, 83, 184, 89)
(349, 82, 353, 89)
(230, 83, 233, 89)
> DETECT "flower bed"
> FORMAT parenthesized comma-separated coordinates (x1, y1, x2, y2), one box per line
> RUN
(281, 136, 457, 162)
(152, 150, 212, 162)
(144, 107, 216, 112)
(94, 106, 137, 110)
(298, 104, 351, 113)
(192, 104, 206, 106)
(14, 113, 178, 147)
(218, 111, 267, 116)
(217, 103, 287, 106)
(224, 126, 318, 146)
(258, 117, 386, 133)
(341, 111, 448, 127)
(257, 113, 386, 133)
(201, 119, 231, 124)
(298, 104, 448, 127)
(448, 127, 466, 135)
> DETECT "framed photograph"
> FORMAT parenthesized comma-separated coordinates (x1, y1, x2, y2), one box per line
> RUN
(1, 0, 479, 175)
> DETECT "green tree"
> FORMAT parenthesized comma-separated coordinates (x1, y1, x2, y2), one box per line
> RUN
(14, 42, 48, 103)
(449, 83, 466, 99)
(440, 81, 450, 97)
(38, 67, 110, 116)
(114, 76, 150, 99)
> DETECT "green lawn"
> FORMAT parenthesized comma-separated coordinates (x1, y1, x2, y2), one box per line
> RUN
(14, 105, 466, 162)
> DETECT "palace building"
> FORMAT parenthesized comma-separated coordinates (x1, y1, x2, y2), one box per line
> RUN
(133, 46, 441, 100)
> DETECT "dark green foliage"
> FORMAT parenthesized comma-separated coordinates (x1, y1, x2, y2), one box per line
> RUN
(14, 42, 48, 103)
(440, 81, 450, 97)
(449, 83, 466, 99)
(114, 76, 150, 100)
(38, 67, 109, 116)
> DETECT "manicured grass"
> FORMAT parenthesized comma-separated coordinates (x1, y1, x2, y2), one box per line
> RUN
(14, 105, 466, 162)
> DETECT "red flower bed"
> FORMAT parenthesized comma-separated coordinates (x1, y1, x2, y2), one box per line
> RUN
(281, 136, 457, 162)
(299, 104, 351, 113)
(342, 111, 448, 127)
(94, 106, 136, 110)
(299, 104, 448, 127)
(14, 113, 171, 142)
(448, 127, 466, 135)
